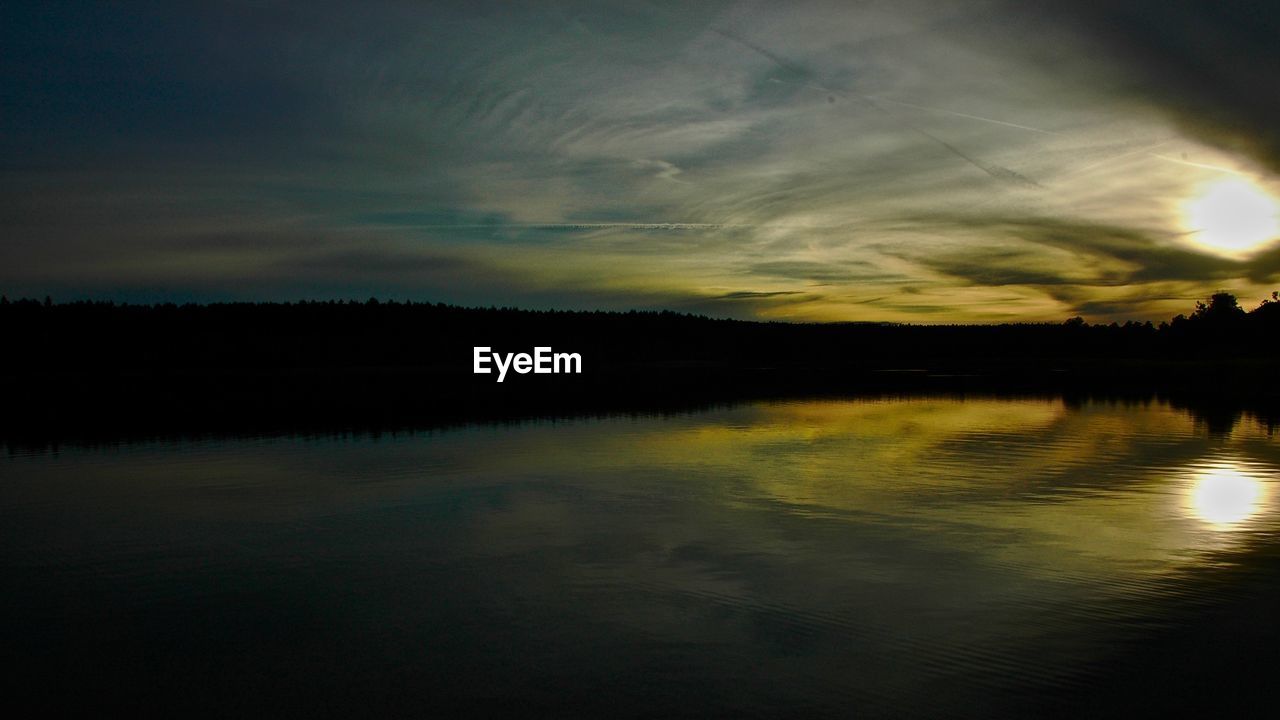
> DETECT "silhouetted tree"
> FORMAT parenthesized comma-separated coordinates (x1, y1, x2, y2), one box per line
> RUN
(1192, 291, 1245, 324)
(2, 291, 1279, 383)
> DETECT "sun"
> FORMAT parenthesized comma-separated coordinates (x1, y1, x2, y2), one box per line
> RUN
(1182, 178, 1280, 256)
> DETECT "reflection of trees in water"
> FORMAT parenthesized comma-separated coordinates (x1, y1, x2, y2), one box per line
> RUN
(1187, 404, 1245, 437)
(2, 291, 1279, 444)
(1061, 392, 1275, 438)
(1177, 401, 1278, 437)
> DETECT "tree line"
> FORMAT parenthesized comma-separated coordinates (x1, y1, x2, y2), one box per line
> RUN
(1, 291, 1278, 376)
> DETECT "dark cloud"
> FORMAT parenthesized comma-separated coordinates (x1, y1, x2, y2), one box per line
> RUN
(911, 251, 1114, 288)
(746, 260, 898, 283)
(1243, 245, 1280, 284)
(1028, 0, 1280, 174)
(884, 304, 950, 315)
(919, 215, 1246, 285)
(713, 290, 809, 300)
(1071, 297, 1174, 319)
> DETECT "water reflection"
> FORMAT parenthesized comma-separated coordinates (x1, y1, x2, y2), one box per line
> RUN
(2, 397, 1279, 717)
(1186, 459, 1269, 529)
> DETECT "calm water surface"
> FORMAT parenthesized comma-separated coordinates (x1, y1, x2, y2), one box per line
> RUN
(3, 397, 1278, 717)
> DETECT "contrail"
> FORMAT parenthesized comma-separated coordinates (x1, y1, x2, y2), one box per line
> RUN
(385, 222, 847, 232)
(863, 96, 1059, 137)
(792, 80, 1044, 187)
(1054, 139, 1173, 180)
(858, 91, 1245, 181)
(1056, 139, 1247, 181)
(407, 222, 741, 230)
(715, 25, 1252, 189)
(710, 27, 808, 76)
(714, 26, 1042, 188)
(1149, 154, 1247, 177)
(831, 87, 1044, 188)
(908, 126, 1043, 188)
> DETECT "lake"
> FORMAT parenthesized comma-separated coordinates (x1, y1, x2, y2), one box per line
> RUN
(3, 396, 1278, 717)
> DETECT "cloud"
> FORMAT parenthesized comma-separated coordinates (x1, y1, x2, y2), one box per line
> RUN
(713, 290, 809, 300)
(746, 260, 899, 283)
(1028, 0, 1280, 175)
(2, 1, 1278, 320)
(912, 252, 1116, 289)
(917, 215, 1245, 285)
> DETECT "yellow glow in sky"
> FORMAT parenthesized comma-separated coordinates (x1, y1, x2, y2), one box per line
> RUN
(1183, 178, 1280, 256)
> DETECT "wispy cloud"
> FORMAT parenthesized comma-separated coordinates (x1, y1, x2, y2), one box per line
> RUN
(2, 0, 1278, 321)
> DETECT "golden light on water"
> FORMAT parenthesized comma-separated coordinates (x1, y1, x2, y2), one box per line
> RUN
(1187, 462, 1267, 528)
(1183, 178, 1280, 256)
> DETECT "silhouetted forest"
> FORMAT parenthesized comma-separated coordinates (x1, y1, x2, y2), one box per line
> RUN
(3, 291, 1279, 443)
(4, 291, 1279, 368)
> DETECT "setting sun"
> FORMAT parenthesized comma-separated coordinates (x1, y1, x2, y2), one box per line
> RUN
(1183, 178, 1280, 256)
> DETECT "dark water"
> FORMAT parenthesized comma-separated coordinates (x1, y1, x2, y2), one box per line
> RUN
(3, 397, 1279, 717)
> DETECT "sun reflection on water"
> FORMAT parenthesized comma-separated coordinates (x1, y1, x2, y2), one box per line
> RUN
(1186, 460, 1270, 529)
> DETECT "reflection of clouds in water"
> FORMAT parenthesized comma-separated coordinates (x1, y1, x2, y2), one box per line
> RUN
(581, 399, 1280, 587)
(433, 398, 1280, 703)
(7, 398, 1280, 715)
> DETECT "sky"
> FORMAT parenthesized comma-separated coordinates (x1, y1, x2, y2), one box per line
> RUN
(3, 0, 1280, 322)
